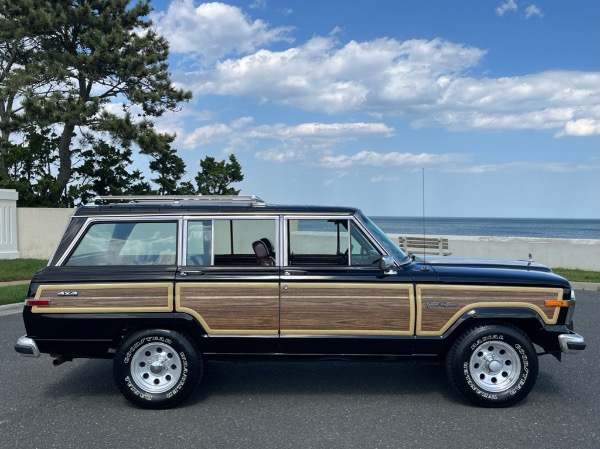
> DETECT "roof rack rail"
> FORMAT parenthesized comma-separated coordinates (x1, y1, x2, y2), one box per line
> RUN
(89, 195, 266, 206)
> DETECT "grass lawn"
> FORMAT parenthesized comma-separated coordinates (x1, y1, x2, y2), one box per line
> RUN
(553, 268, 600, 283)
(0, 259, 47, 282)
(0, 284, 28, 306)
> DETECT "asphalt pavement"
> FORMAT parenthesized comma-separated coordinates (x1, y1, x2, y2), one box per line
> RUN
(1, 291, 598, 449)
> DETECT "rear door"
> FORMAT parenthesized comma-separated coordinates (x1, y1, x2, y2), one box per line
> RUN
(175, 216, 280, 354)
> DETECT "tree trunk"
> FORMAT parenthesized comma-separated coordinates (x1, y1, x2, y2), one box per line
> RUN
(52, 122, 76, 204)
(0, 102, 10, 181)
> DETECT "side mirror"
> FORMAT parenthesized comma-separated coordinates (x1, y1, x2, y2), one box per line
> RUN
(379, 255, 397, 274)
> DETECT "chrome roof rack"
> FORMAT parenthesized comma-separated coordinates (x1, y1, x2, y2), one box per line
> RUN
(89, 195, 266, 207)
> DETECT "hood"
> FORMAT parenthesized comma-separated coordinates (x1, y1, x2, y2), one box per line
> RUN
(421, 256, 551, 272)
(413, 256, 570, 288)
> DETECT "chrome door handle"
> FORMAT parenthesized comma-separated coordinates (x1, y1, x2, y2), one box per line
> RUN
(284, 270, 308, 276)
(178, 270, 203, 277)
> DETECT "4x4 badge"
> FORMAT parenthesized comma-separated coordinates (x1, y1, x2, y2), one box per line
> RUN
(57, 291, 78, 296)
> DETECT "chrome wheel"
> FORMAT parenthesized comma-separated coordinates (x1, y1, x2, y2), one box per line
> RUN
(469, 340, 521, 393)
(447, 324, 538, 407)
(130, 341, 182, 394)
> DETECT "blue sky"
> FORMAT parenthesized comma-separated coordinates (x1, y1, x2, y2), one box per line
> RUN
(146, 0, 599, 218)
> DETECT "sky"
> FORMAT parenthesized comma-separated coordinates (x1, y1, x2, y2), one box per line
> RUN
(145, 0, 600, 218)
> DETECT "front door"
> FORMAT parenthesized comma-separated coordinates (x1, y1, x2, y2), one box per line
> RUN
(279, 217, 415, 355)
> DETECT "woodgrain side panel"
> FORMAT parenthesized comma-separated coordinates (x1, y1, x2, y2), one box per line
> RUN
(417, 285, 562, 336)
(281, 283, 414, 335)
(33, 283, 173, 313)
(177, 283, 279, 335)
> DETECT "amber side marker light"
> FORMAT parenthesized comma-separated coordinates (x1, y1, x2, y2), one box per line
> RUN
(26, 299, 51, 307)
(545, 300, 569, 307)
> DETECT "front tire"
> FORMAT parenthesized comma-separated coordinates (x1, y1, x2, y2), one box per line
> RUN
(113, 329, 202, 409)
(446, 323, 538, 407)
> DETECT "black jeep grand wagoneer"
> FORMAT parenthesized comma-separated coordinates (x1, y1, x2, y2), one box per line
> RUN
(15, 195, 585, 408)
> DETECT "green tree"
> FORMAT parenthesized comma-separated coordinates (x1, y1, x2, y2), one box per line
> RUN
(195, 155, 244, 195)
(73, 135, 151, 204)
(1, 126, 63, 206)
(0, 0, 191, 204)
(0, 6, 44, 182)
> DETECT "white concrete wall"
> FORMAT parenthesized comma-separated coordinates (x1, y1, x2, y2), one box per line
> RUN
(7, 207, 600, 271)
(389, 233, 600, 271)
(17, 208, 73, 260)
(0, 189, 19, 259)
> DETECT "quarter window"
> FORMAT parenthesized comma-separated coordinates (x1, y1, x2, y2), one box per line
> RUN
(65, 222, 177, 266)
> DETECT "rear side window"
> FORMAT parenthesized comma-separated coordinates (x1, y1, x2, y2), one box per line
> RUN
(185, 218, 278, 266)
(65, 221, 177, 266)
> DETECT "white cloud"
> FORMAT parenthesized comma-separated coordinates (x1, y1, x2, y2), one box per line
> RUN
(316, 152, 600, 174)
(443, 161, 600, 174)
(256, 146, 306, 163)
(320, 151, 467, 169)
(248, 122, 393, 139)
(182, 34, 600, 135)
(562, 119, 600, 136)
(525, 5, 544, 19)
(425, 71, 600, 133)
(183, 123, 232, 148)
(152, 1, 293, 63)
(370, 175, 401, 183)
(249, 0, 267, 9)
(496, 0, 518, 16)
(180, 119, 394, 162)
(190, 36, 485, 114)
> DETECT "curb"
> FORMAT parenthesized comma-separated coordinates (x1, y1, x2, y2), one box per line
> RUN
(0, 302, 23, 317)
(571, 282, 600, 292)
(0, 280, 29, 286)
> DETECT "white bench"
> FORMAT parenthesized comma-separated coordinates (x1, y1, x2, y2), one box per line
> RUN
(398, 236, 452, 256)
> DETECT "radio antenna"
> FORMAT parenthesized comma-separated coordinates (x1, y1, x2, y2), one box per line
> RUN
(422, 168, 426, 263)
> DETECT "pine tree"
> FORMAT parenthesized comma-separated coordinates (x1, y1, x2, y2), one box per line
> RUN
(0, 0, 191, 204)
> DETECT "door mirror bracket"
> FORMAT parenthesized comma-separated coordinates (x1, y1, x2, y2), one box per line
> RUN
(379, 255, 397, 275)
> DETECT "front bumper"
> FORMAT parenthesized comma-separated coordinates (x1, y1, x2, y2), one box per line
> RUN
(558, 333, 586, 354)
(14, 335, 40, 357)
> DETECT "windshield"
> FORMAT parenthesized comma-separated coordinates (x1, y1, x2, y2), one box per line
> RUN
(358, 212, 409, 264)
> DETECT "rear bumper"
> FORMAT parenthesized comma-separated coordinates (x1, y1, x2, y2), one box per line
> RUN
(558, 333, 586, 354)
(14, 335, 40, 357)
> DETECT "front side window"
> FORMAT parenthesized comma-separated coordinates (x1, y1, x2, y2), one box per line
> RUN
(287, 218, 381, 266)
(65, 221, 177, 266)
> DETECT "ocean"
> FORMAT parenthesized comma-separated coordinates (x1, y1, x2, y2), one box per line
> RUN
(370, 216, 600, 240)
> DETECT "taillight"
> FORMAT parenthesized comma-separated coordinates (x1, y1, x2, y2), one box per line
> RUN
(26, 299, 51, 307)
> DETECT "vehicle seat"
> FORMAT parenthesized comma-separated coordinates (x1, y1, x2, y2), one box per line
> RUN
(252, 240, 275, 266)
(260, 238, 275, 258)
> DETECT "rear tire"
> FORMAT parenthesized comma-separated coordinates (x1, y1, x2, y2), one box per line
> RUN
(113, 329, 202, 409)
(446, 323, 538, 407)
